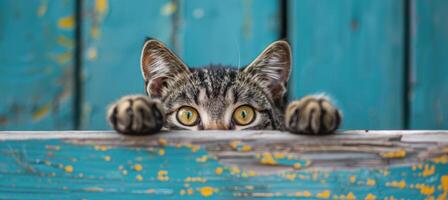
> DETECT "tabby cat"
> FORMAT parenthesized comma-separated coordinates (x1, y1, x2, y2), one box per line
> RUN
(107, 39, 341, 135)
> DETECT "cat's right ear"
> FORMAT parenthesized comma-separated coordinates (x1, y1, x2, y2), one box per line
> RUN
(140, 39, 190, 99)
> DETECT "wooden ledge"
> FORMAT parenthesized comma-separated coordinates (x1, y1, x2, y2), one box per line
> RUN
(1, 130, 448, 198)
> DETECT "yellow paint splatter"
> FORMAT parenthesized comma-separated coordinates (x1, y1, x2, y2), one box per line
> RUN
(366, 179, 376, 186)
(422, 164, 435, 177)
(64, 165, 74, 173)
(386, 180, 406, 189)
(187, 188, 194, 195)
(380, 150, 406, 158)
(136, 174, 143, 181)
(95, 0, 108, 14)
(283, 173, 296, 181)
(196, 155, 208, 162)
(316, 190, 330, 199)
(32, 103, 51, 121)
(191, 145, 200, 152)
(133, 164, 143, 171)
(441, 175, 448, 191)
(293, 163, 302, 169)
(103, 155, 111, 161)
(241, 144, 252, 152)
(273, 152, 286, 159)
(161, 1, 177, 16)
(346, 192, 356, 200)
(349, 176, 356, 183)
(215, 167, 223, 175)
(364, 193, 376, 200)
(434, 155, 448, 164)
(58, 16, 74, 29)
(260, 152, 277, 165)
(230, 166, 240, 175)
(157, 170, 169, 181)
(99, 145, 108, 151)
(248, 170, 257, 177)
(294, 191, 312, 197)
(415, 184, 434, 195)
(199, 187, 214, 197)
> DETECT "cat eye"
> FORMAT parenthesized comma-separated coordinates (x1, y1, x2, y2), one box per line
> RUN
(233, 105, 255, 126)
(176, 106, 199, 126)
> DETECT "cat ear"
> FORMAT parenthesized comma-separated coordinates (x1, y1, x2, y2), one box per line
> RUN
(141, 38, 190, 99)
(243, 40, 291, 104)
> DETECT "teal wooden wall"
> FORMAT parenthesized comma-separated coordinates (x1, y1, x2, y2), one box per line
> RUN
(1, 0, 447, 130)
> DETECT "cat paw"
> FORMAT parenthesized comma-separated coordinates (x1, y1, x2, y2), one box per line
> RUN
(285, 95, 341, 135)
(107, 95, 165, 135)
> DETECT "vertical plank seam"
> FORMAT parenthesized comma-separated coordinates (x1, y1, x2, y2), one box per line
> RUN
(281, 0, 289, 105)
(403, 0, 411, 129)
(172, 0, 181, 52)
(280, 0, 288, 41)
(74, 0, 83, 130)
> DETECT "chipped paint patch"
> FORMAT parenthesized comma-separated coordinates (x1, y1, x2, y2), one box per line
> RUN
(95, 0, 108, 15)
(161, 1, 176, 16)
(58, 16, 74, 29)
(64, 165, 74, 173)
(380, 150, 406, 158)
(37, 0, 47, 17)
(32, 103, 51, 121)
(199, 186, 215, 197)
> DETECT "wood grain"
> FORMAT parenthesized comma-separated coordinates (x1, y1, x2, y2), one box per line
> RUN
(81, 0, 174, 130)
(0, 0, 75, 130)
(288, 0, 405, 130)
(410, 0, 448, 129)
(1, 130, 448, 199)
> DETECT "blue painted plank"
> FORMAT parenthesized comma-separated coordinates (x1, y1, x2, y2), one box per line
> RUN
(1, 130, 448, 199)
(178, 0, 280, 67)
(410, 0, 448, 129)
(0, 0, 75, 130)
(289, 0, 405, 129)
(81, 0, 174, 129)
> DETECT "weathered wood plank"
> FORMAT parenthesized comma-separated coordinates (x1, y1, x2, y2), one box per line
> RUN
(410, 0, 448, 129)
(81, 0, 174, 129)
(288, 0, 405, 129)
(178, 0, 280, 67)
(0, 0, 75, 130)
(1, 130, 448, 199)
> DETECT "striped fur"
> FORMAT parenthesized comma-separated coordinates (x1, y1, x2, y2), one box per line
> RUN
(107, 39, 341, 135)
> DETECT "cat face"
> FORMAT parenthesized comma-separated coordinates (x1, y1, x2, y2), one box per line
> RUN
(140, 39, 291, 130)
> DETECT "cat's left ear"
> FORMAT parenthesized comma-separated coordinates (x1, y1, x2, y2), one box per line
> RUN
(243, 40, 291, 104)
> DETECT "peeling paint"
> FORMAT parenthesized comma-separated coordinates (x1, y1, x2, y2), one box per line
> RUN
(58, 15, 74, 29)
(161, 2, 176, 16)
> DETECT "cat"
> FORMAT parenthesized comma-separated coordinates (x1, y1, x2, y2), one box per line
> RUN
(107, 39, 341, 135)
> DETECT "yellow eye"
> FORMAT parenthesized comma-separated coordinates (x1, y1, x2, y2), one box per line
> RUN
(233, 105, 255, 126)
(176, 106, 199, 126)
